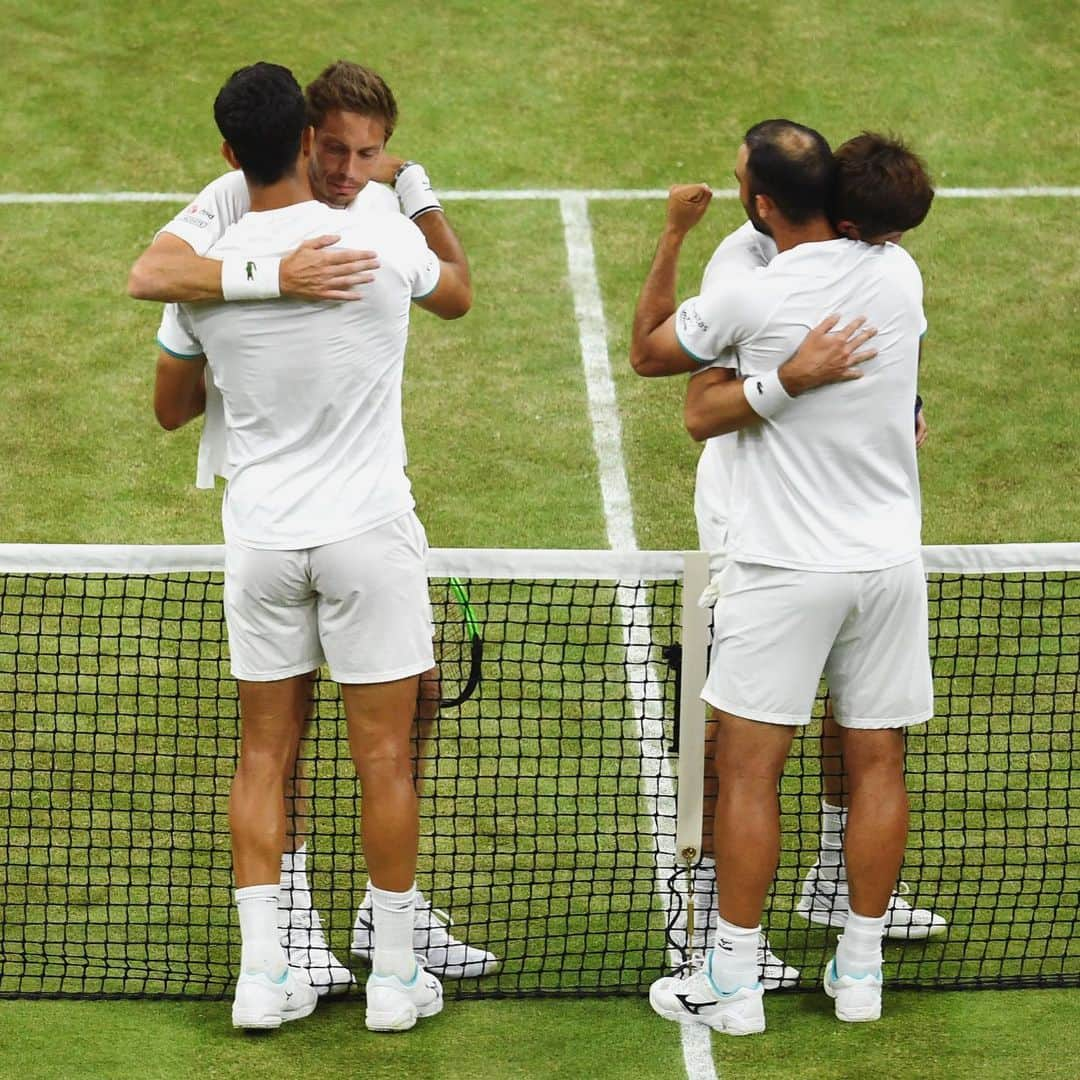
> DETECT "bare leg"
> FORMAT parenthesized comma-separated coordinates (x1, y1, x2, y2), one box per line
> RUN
(413, 665, 440, 795)
(283, 671, 317, 855)
(839, 727, 908, 917)
(820, 698, 847, 808)
(699, 716, 718, 857)
(342, 675, 421, 893)
(230, 676, 307, 888)
(713, 710, 796, 928)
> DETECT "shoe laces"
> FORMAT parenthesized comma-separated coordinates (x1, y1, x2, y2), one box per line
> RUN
(668, 952, 707, 981)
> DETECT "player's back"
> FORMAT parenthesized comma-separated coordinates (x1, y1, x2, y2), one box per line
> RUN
(181, 200, 438, 549)
(727, 238, 925, 572)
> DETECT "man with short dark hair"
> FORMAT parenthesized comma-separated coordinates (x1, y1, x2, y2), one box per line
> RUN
(131, 59, 497, 995)
(153, 60, 469, 1032)
(634, 119, 934, 1034)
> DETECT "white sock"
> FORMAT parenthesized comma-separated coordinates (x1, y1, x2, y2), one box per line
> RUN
(707, 916, 759, 993)
(819, 801, 847, 878)
(370, 882, 417, 981)
(279, 843, 312, 910)
(835, 909, 885, 978)
(236, 884, 287, 976)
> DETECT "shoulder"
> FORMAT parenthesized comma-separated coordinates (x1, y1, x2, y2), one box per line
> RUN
(349, 182, 399, 215)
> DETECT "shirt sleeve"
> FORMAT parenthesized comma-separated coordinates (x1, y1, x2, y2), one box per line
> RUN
(401, 219, 441, 299)
(158, 171, 250, 256)
(156, 304, 204, 359)
(674, 281, 748, 364)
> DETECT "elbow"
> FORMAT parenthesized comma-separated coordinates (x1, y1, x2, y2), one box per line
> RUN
(629, 345, 660, 378)
(154, 401, 186, 431)
(128, 261, 156, 301)
(684, 407, 710, 442)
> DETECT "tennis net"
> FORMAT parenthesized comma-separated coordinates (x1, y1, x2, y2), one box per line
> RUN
(0, 543, 1077, 999)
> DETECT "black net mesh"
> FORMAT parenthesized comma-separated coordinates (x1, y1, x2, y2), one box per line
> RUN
(0, 561, 1076, 999)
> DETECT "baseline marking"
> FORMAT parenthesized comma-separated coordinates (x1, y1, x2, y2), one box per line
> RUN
(1, 185, 1078, 205)
(559, 193, 717, 1080)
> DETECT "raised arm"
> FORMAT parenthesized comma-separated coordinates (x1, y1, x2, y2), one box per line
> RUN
(629, 184, 715, 377)
(683, 316, 879, 441)
(128, 231, 380, 303)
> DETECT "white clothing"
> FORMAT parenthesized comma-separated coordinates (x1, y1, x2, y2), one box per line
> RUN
(159, 171, 401, 489)
(677, 238, 926, 572)
(693, 224, 777, 552)
(224, 512, 435, 683)
(701, 558, 933, 727)
(162, 170, 399, 256)
(156, 199, 439, 549)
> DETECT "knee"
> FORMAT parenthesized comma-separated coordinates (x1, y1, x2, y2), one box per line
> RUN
(237, 742, 294, 786)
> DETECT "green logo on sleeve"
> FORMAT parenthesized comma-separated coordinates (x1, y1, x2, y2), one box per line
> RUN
(245, 261, 256, 281)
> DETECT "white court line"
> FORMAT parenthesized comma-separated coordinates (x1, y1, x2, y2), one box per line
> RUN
(1, 185, 1078, 204)
(559, 192, 717, 1080)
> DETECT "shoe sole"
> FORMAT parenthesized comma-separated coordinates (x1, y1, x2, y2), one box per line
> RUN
(797, 903, 947, 940)
(232, 995, 318, 1030)
(648, 987, 765, 1036)
(366, 996, 443, 1033)
(823, 970, 881, 1023)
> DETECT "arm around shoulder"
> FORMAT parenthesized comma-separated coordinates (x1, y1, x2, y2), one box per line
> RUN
(412, 211, 472, 320)
(128, 233, 223, 303)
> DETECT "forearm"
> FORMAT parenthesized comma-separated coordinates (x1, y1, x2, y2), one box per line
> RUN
(129, 243, 223, 302)
(415, 210, 472, 312)
(685, 375, 760, 440)
(630, 227, 688, 375)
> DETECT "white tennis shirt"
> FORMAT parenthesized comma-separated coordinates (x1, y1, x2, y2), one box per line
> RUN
(160, 171, 403, 489)
(156, 199, 440, 550)
(692, 223, 777, 552)
(677, 237, 926, 572)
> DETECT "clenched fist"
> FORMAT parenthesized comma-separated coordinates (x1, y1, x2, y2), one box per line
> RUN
(666, 183, 713, 234)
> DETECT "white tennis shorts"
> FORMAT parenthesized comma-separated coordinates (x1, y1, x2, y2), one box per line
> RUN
(224, 511, 435, 684)
(703, 557, 933, 728)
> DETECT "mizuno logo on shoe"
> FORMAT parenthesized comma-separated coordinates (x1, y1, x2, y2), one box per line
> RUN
(675, 993, 715, 1015)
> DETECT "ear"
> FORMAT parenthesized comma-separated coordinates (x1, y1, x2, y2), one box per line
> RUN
(836, 219, 861, 240)
(755, 193, 775, 221)
(221, 141, 242, 171)
(300, 125, 314, 155)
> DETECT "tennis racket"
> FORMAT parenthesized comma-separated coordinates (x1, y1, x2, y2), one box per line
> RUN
(432, 576, 484, 708)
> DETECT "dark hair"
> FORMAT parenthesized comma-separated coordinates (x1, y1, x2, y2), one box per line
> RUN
(744, 119, 835, 224)
(831, 132, 935, 239)
(305, 60, 398, 138)
(213, 62, 307, 186)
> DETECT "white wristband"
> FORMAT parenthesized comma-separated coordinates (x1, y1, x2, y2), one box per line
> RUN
(221, 255, 281, 301)
(743, 368, 794, 419)
(394, 162, 443, 220)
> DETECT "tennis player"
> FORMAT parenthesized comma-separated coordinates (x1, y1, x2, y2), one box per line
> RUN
(642, 133, 944, 989)
(152, 61, 470, 1032)
(635, 119, 934, 1033)
(132, 60, 497, 993)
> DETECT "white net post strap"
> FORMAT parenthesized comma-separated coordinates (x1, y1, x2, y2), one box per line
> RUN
(675, 551, 712, 864)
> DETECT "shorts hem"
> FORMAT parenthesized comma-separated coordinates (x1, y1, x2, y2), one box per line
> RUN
(701, 692, 811, 727)
(231, 659, 323, 682)
(835, 710, 934, 730)
(329, 656, 436, 686)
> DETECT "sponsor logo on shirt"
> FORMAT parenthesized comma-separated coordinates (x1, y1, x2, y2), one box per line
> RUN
(679, 301, 709, 335)
(178, 204, 216, 230)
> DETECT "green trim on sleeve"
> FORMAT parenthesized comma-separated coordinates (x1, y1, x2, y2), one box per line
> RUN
(674, 325, 714, 365)
(156, 338, 205, 361)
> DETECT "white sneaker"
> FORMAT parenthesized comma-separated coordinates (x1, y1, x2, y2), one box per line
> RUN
(649, 953, 765, 1036)
(365, 961, 444, 1032)
(279, 904, 356, 996)
(231, 966, 318, 1030)
(823, 956, 883, 1022)
(757, 932, 800, 990)
(797, 863, 947, 939)
(351, 890, 499, 979)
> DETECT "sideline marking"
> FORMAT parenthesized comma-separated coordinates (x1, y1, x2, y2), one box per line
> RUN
(560, 192, 717, 1080)
(1, 185, 1078, 205)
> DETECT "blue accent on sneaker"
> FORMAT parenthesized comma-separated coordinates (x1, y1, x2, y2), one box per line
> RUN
(830, 958, 882, 982)
(704, 949, 763, 998)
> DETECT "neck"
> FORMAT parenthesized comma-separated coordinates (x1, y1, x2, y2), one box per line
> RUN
(771, 215, 838, 254)
(246, 168, 315, 212)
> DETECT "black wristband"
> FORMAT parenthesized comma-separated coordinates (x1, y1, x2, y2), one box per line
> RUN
(915, 394, 924, 415)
